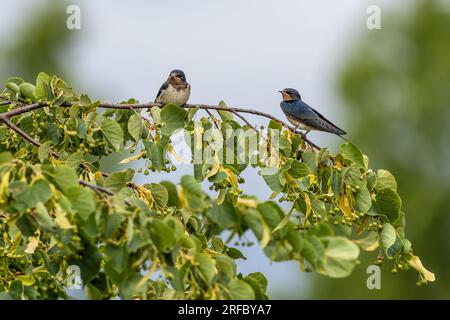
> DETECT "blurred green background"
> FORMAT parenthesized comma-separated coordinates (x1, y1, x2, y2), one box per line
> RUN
(1, 0, 448, 299)
(309, 0, 450, 299)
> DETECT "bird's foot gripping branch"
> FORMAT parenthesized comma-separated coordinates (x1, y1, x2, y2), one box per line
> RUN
(0, 72, 434, 299)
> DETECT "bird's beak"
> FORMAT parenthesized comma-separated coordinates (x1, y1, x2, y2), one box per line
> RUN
(279, 90, 290, 101)
(169, 75, 182, 84)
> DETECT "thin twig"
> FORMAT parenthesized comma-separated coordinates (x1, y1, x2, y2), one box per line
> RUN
(1, 115, 113, 195)
(0, 116, 40, 147)
(0, 102, 45, 118)
(79, 180, 114, 196)
(0, 116, 60, 157)
(229, 110, 258, 132)
(205, 109, 220, 129)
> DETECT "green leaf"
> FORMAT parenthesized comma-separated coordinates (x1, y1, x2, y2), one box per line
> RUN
(69, 245, 102, 284)
(207, 201, 239, 229)
(19, 83, 36, 100)
(5, 76, 24, 85)
(381, 223, 402, 258)
(76, 119, 87, 138)
(14, 179, 52, 209)
(8, 280, 23, 300)
(302, 152, 317, 171)
(164, 216, 185, 241)
(288, 160, 311, 179)
(34, 72, 52, 100)
(227, 247, 247, 260)
(339, 142, 365, 168)
(227, 279, 255, 300)
(381, 222, 396, 249)
(66, 186, 96, 220)
(160, 104, 187, 136)
(217, 101, 234, 121)
(0, 152, 13, 165)
(104, 169, 134, 192)
(31, 179, 52, 205)
(119, 273, 147, 300)
(243, 209, 265, 242)
(194, 253, 217, 285)
(38, 141, 52, 163)
(321, 237, 360, 278)
(187, 106, 199, 122)
(244, 272, 268, 293)
(286, 228, 304, 252)
(375, 169, 397, 191)
(34, 201, 57, 231)
(127, 113, 143, 141)
(402, 239, 412, 254)
(66, 152, 84, 169)
(242, 272, 268, 299)
(54, 166, 79, 194)
(272, 208, 293, 233)
(261, 170, 283, 193)
(387, 237, 403, 258)
(216, 255, 237, 281)
(257, 203, 282, 230)
(101, 118, 124, 151)
(268, 119, 282, 130)
(180, 175, 205, 210)
(103, 213, 126, 239)
(143, 136, 170, 171)
(6, 82, 20, 94)
(105, 244, 128, 273)
(149, 219, 176, 253)
(149, 183, 168, 207)
(150, 106, 161, 124)
(160, 181, 180, 207)
(375, 188, 402, 222)
(354, 181, 372, 214)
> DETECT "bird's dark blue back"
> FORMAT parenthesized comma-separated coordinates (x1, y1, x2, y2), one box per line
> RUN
(280, 100, 316, 120)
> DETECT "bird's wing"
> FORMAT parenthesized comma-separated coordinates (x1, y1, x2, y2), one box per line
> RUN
(155, 80, 169, 103)
(291, 101, 347, 135)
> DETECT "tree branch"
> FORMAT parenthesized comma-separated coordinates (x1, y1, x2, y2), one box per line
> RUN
(1, 115, 60, 158)
(79, 180, 114, 196)
(0, 116, 39, 147)
(229, 110, 258, 132)
(0, 114, 111, 195)
(0, 100, 320, 149)
(204, 109, 220, 130)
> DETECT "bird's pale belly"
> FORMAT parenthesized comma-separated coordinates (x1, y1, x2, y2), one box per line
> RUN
(157, 85, 190, 106)
(287, 116, 315, 131)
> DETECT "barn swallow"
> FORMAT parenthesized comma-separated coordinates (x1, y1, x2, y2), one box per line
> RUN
(279, 88, 346, 136)
(155, 69, 191, 106)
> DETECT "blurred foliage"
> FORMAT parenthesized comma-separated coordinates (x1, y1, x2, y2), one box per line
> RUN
(310, 0, 450, 299)
(0, 0, 74, 82)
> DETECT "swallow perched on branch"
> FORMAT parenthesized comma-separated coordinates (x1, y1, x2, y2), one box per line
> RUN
(279, 88, 346, 137)
(155, 69, 191, 106)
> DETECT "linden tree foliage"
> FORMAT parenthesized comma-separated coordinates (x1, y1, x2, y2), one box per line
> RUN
(0, 72, 434, 300)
